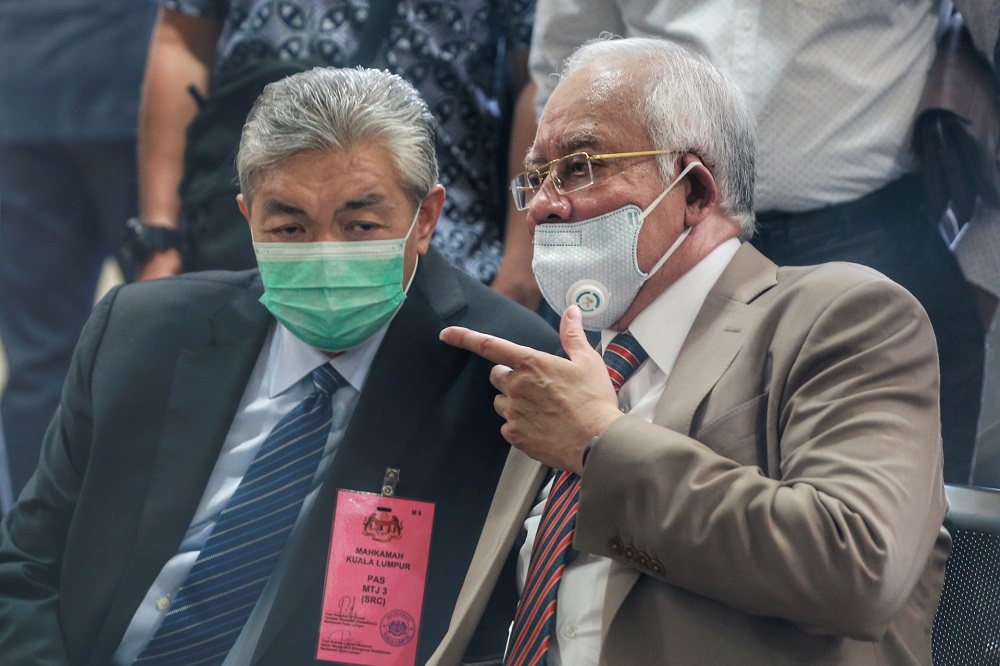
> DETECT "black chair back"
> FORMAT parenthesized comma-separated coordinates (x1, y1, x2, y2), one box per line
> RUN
(933, 484, 1000, 665)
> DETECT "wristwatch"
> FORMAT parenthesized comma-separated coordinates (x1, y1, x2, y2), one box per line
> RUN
(119, 217, 182, 270)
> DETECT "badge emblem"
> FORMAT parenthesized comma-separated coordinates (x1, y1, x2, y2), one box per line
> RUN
(363, 509, 403, 542)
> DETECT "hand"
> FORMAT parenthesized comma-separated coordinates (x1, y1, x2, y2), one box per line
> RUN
(440, 306, 622, 473)
(137, 248, 184, 281)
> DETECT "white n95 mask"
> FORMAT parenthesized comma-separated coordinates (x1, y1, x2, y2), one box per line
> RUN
(532, 161, 700, 330)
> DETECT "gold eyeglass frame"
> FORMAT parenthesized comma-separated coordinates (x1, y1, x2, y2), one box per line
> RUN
(510, 149, 679, 210)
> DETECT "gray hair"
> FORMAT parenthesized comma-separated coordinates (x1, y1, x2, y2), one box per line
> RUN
(563, 37, 757, 237)
(237, 67, 438, 211)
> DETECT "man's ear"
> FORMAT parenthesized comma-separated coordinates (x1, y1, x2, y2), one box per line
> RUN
(415, 184, 446, 254)
(682, 153, 719, 226)
(237, 193, 251, 223)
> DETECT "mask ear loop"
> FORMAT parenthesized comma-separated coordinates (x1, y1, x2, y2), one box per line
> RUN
(402, 204, 423, 293)
(639, 161, 702, 279)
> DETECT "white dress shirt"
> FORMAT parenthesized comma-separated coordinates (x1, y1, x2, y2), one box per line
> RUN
(516, 239, 740, 665)
(530, 0, 939, 212)
(112, 322, 386, 665)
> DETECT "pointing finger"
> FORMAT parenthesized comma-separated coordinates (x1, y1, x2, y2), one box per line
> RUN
(439, 326, 537, 368)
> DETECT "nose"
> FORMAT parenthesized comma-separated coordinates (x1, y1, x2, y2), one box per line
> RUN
(526, 178, 571, 228)
(315, 229, 341, 243)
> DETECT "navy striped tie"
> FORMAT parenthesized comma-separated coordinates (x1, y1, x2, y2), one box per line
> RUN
(505, 332, 648, 666)
(134, 364, 347, 666)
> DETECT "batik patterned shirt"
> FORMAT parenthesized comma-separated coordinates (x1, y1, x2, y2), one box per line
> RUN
(163, 0, 534, 282)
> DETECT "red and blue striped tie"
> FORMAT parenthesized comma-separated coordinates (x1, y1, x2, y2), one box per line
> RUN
(505, 332, 648, 666)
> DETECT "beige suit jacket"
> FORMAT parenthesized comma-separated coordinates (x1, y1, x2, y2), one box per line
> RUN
(431, 243, 950, 665)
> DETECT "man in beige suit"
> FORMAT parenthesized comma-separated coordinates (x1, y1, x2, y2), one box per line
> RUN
(438, 37, 950, 665)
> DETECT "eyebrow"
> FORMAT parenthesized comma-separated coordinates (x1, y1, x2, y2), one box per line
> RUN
(259, 193, 387, 219)
(260, 200, 306, 218)
(524, 129, 602, 169)
(336, 193, 386, 214)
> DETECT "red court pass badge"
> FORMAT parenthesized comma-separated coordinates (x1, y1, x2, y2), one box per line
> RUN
(317, 489, 435, 665)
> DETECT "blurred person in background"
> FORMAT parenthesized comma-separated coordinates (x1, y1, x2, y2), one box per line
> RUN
(0, 0, 157, 510)
(529, 0, 1000, 484)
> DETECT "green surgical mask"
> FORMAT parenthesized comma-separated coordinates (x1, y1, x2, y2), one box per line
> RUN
(254, 213, 419, 352)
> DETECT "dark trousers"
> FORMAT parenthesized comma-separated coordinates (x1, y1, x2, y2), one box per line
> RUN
(0, 140, 138, 507)
(753, 175, 984, 484)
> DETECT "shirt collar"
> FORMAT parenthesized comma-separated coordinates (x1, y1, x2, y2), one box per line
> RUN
(265, 322, 389, 398)
(601, 238, 740, 378)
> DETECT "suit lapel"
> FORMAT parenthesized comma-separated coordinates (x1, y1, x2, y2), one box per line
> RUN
(602, 244, 778, 636)
(655, 243, 776, 432)
(91, 282, 271, 664)
(426, 450, 548, 666)
(253, 249, 470, 662)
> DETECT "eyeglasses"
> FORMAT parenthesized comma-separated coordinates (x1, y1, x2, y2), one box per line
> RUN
(510, 149, 678, 210)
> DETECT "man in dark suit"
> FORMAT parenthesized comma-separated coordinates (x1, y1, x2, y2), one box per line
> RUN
(0, 67, 558, 666)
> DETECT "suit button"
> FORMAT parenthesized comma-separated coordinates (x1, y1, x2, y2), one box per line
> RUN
(637, 552, 650, 568)
(156, 597, 171, 612)
(650, 559, 666, 575)
(623, 545, 637, 561)
(609, 538, 624, 554)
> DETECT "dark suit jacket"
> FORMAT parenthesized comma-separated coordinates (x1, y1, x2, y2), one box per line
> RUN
(0, 248, 559, 665)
